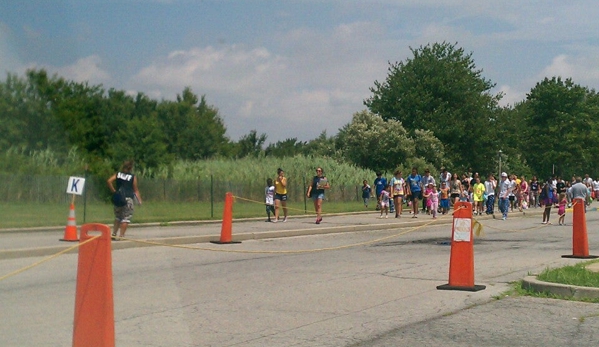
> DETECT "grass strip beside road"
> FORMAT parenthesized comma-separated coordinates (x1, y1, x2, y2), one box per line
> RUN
(536, 260, 599, 288)
(0, 201, 372, 229)
(503, 260, 599, 303)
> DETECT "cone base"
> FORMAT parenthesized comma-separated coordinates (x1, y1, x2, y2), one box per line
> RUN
(436, 284, 486, 292)
(60, 238, 79, 242)
(210, 241, 242, 244)
(561, 255, 599, 259)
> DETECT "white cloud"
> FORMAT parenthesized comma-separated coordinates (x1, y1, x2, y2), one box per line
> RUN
(22, 55, 111, 85)
(132, 45, 288, 95)
(539, 54, 599, 83)
(496, 85, 526, 107)
(51, 55, 111, 84)
(129, 22, 401, 142)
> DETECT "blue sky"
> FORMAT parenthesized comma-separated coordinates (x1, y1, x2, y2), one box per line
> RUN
(2, 0, 599, 143)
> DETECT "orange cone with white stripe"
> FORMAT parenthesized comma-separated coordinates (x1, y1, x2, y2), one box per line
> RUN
(60, 203, 79, 242)
(437, 202, 485, 291)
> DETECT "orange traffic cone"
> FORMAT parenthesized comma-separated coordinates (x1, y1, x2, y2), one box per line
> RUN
(562, 198, 598, 259)
(211, 192, 241, 244)
(60, 203, 79, 242)
(437, 202, 486, 292)
(72, 223, 114, 347)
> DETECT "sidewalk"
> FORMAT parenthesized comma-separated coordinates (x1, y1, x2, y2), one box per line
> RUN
(0, 207, 545, 260)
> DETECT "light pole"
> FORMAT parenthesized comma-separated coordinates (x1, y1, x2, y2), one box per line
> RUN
(498, 150, 502, 177)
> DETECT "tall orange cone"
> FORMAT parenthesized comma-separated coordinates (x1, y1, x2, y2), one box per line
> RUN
(437, 202, 486, 291)
(72, 223, 114, 347)
(60, 203, 79, 242)
(211, 192, 241, 244)
(562, 198, 598, 259)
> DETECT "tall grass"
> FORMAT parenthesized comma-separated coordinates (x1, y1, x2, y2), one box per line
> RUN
(144, 155, 375, 185)
(1, 150, 379, 205)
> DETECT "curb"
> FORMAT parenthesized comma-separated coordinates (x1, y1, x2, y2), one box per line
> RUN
(521, 275, 599, 300)
(0, 217, 452, 260)
(0, 209, 547, 260)
(0, 210, 378, 234)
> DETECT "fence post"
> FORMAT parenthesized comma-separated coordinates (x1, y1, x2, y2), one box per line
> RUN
(210, 174, 214, 218)
(303, 175, 307, 214)
(83, 165, 88, 223)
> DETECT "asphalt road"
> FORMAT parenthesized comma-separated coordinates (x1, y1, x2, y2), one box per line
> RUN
(1, 210, 599, 346)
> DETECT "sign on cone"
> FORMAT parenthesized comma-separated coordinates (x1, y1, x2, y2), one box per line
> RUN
(437, 202, 485, 292)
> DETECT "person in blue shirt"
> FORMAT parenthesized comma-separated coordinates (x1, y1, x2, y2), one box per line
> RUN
(373, 172, 387, 210)
(406, 167, 422, 218)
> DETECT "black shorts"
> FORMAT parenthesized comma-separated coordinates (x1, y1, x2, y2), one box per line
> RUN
(275, 193, 287, 201)
(509, 196, 515, 201)
(410, 191, 422, 201)
(450, 193, 460, 199)
(265, 205, 275, 214)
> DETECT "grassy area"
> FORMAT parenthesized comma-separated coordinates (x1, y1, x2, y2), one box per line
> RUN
(497, 260, 599, 303)
(536, 261, 599, 288)
(0, 200, 371, 229)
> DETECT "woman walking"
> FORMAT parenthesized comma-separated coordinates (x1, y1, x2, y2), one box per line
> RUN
(390, 170, 405, 217)
(449, 173, 462, 208)
(273, 168, 288, 222)
(541, 177, 554, 224)
(107, 160, 142, 239)
(306, 167, 330, 224)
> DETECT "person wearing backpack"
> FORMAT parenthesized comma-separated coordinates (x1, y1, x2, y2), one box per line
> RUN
(540, 177, 554, 224)
(107, 160, 142, 239)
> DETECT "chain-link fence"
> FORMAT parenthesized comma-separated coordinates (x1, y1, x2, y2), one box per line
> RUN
(0, 173, 366, 205)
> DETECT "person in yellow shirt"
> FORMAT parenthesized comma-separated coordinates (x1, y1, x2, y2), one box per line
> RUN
(273, 168, 288, 222)
(472, 176, 486, 216)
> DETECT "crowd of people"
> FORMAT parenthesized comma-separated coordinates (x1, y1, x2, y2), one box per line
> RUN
(361, 168, 598, 224)
(105, 161, 597, 236)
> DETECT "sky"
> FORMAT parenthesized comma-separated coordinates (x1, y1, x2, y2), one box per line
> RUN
(1, 0, 599, 144)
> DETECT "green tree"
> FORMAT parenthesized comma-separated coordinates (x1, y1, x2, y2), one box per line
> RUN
(303, 131, 338, 157)
(335, 110, 415, 172)
(157, 88, 230, 160)
(364, 42, 502, 173)
(235, 130, 267, 158)
(0, 70, 71, 153)
(523, 77, 599, 177)
(265, 138, 307, 158)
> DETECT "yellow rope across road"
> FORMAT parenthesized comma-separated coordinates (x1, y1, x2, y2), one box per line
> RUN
(0, 235, 100, 282)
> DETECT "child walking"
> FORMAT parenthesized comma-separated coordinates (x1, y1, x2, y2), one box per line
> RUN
(558, 192, 567, 225)
(427, 183, 439, 219)
(439, 181, 450, 215)
(265, 178, 275, 222)
(379, 185, 391, 218)
(362, 180, 371, 208)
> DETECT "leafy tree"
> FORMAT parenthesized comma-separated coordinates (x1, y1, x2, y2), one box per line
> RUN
(0, 70, 71, 153)
(364, 42, 502, 173)
(235, 130, 267, 158)
(413, 129, 448, 169)
(157, 88, 230, 160)
(265, 138, 307, 158)
(522, 77, 599, 177)
(489, 103, 532, 177)
(303, 131, 338, 157)
(336, 110, 415, 172)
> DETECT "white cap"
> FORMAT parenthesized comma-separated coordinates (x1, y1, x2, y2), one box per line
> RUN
(501, 172, 508, 177)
